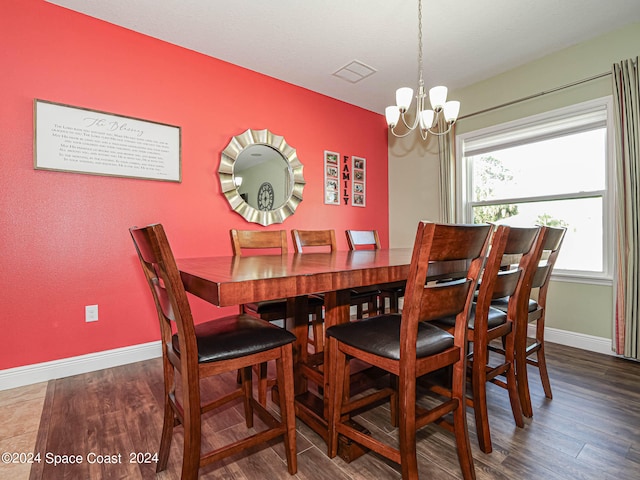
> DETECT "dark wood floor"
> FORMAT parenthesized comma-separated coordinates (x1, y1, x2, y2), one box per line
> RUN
(28, 342, 640, 479)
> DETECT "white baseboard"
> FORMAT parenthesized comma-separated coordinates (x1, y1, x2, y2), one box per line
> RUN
(0, 327, 617, 392)
(0, 341, 162, 391)
(529, 325, 616, 356)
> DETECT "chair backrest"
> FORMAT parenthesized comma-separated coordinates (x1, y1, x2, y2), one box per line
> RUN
(130, 224, 197, 367)
(400, 222, 492, 359)
(345, 230, 381, 250)
(231, 229, 288, 256)
(476, 225, 544, 328)
(291, 229, 336, 253)
(531, 226, 566, 305)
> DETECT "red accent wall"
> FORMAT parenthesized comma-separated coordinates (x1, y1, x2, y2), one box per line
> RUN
(0, 0, 389, 370)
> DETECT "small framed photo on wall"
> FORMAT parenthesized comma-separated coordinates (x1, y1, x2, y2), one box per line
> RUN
(324, 150, 340, 205)
(352, 156, 366, 207)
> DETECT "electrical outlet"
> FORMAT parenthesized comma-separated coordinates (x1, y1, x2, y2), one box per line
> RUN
(85, 305, 99, 322)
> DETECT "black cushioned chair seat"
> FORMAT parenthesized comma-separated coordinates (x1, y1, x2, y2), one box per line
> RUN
(350, 286, 382, 299)
(381, 280, 406, 293)
(326, 314, 454, 360)
(437, 303, 507, 330)
(245, 300, 287, 315)
(311, 288, 381, 302)
(245, 295, 324, 315)
(491, 297, 538, 313)
(172, 314, 296, 363)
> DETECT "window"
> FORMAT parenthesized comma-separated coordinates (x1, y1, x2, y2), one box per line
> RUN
(456, 97, 614, 283)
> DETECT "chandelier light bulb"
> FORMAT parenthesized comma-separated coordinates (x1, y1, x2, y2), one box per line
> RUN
(396, 87, 414, 112)
(429, 86, 448, 111)
(385, 106, 401, 127)
(443, 101, 461, 123)
(419, 109, 435, 130)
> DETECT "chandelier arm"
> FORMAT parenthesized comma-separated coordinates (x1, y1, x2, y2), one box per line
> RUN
(426, 122, 454, 136)
(390, 124, 419, 138)
(400, 111, 421, 131)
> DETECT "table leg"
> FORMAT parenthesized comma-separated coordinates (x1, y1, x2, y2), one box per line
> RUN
(322, 290, 351, 417)
(286, 296, 310, 396)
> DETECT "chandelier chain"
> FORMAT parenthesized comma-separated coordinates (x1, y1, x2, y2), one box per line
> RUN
(417, 0, 423, 86)
(385, 0, 460, 139)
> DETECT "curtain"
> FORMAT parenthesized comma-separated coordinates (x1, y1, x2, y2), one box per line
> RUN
(437, 124, 456, 223)
(612, 57, 640, 359)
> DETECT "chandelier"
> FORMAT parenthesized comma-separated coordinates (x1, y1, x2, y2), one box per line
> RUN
(385, 0, 460, 140)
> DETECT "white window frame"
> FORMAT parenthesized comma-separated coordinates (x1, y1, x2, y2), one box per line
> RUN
(456, 96, 615, 285)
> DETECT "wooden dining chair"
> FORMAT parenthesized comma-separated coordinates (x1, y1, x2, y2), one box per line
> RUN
(346, 229, 406, 314)
(130, 224, 297, 479)
(327, 222, 492, 480)
(491, 225, 566, 417)
(231, 229, 290, 324)
(231, 229, 323, 404)
(291, 228, 337, 253)
(292, 228, 381, 320)
(433, 225, 544, 453)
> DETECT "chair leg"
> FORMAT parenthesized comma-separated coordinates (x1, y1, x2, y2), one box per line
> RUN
(367, 298, 376, 317)
(453, 397, 476, 480)
(241, 366, 254, 428)
(157, 362, 175, 473)
(156, 391, 175, 472)
(471, 344, 492, 454)
(389, 375, 399, 428)
(504, 331, 524, 428)
(378, 294, 386, 314)
(537, 341, 553, 399)
(389, 293, 399, 314)
(308, 304, 324, 354)
(327, 336, 346, 459)
(257, 362, 268, 406)
(276, 344, 298, 475)
(180, 384, 202, 480)
(398, 372, 418, 479)
(535, 315, 553, 399)
(312, 317, 324, 353)
(452, 359, 476, 480)
(515, 323, 533, 418)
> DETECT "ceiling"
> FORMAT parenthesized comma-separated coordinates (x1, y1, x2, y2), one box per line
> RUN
(46, 0, 640, 114)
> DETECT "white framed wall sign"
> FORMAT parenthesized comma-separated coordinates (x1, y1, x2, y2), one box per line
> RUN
(34, 99, 181, 182)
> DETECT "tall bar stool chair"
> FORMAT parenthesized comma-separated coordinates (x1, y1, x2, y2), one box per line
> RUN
(345, 229, 406, 313)
(434, 225, 544, 453)
(291, 229, 381, 351)
(491, 226, 566, 417)
(231, 229, 323, 403)
(326, 222, 492, 480)
(130, 224, 297, 479)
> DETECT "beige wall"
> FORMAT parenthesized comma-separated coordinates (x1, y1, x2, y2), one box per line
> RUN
(388, 22, 640, 343)
(388, 132, 442, 247)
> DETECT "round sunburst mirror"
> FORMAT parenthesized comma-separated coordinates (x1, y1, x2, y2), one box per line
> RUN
(219, 129, 305, 226)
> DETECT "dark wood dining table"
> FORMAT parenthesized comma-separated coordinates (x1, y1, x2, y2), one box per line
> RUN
(177, 248, 464, 458)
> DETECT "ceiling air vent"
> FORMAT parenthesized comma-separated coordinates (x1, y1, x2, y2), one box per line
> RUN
(332, 60, 377, 83)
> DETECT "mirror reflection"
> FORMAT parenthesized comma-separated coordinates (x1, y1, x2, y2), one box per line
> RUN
(218, 129, 305, 226)
(233, 145, 292, 211)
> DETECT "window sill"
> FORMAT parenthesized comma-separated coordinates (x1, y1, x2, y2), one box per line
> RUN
(551, 273, 613, 287)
